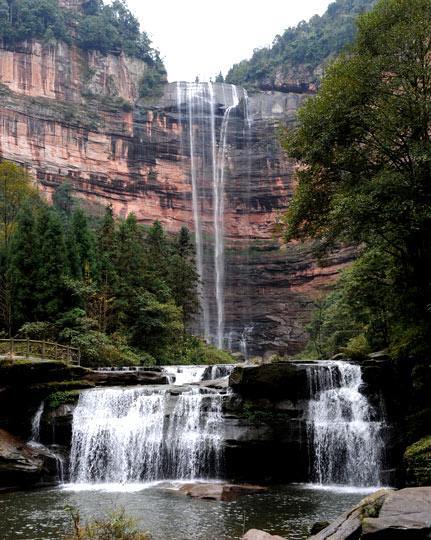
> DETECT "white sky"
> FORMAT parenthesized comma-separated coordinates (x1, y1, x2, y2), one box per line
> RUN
(126, 0, 333, 82)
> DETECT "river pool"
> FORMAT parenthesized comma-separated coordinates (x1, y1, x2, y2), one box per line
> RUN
(0, 483, 374, 540)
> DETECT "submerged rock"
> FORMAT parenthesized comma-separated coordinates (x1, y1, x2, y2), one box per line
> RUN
(178, 482, 267, 501)
(243, 530, 286, 540)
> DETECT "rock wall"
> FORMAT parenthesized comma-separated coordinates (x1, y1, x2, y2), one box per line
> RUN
(0, 39, 354, 355)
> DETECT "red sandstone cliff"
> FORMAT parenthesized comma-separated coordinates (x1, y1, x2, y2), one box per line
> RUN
(0, 38, 352, 355)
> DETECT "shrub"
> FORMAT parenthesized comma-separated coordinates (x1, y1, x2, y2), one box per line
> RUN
(65, 507, 151, 540)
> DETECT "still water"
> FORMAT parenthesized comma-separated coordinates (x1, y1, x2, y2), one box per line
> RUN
(0, 483, 371, 540)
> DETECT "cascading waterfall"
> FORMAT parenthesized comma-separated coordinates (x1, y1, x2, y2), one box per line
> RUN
(69, 386, 224, 484)
(306, 361, 384, 487)
(177, 82, 240, 348)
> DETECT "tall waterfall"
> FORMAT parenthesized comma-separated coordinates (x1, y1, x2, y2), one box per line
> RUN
(69, 386, 224, 484)
(176, 82, 242, 348)
(306, 361, 383, 487)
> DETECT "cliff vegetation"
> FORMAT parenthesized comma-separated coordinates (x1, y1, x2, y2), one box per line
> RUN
(226, 0, 376, 92)
(0, 0, 167, 97)
(282, 0, 431, 363)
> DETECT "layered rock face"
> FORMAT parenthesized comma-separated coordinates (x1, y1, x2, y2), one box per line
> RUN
(0, 38, 353, 354)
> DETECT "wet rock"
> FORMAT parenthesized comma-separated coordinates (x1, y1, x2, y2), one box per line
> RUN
(309, 489, 390, 539)
(0, 429, 57, 488)
(404, 436, 431, 487)
(178, 482, 267, 501)
(310, 522, 330, 535)
(85, 370, 169, 386)
(362, 487, 431, 538)
(229, 362, 309, 400)
(243, 529, 286, 540)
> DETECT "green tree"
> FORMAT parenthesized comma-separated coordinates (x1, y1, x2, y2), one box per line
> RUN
(169, 227, 198, 324)
(34, 206, 70, 320)
(283, 0, 431, 357)
(4, 202, 40, 333)
(96, 205, 118, 332)
(0, 161, 37, 248)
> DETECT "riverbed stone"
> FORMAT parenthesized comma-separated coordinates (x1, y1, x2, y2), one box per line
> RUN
(361, 487, 431, 538)
(178, 482, 267, 501)
(243, 529, 286, 540)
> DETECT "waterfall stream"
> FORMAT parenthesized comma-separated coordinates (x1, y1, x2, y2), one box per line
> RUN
(176, 82, 242, 348)
(69, 386, 224, 484)
(30, 401, 45, 443)
(306, 361, 384, 487)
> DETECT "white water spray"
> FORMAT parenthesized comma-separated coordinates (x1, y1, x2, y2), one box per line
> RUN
(306, 361, 384, 487)
(69, 386, 224, 484)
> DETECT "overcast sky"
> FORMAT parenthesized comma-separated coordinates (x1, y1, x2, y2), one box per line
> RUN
(126, 0, 333, 82)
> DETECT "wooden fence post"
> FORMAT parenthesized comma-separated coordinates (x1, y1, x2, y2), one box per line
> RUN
(26, 338, 29, 359)
(67, 346, 71, 364)
(10, 338, 14, 358)
(55, 342, 58, 361)
(42, 340, 46, 360)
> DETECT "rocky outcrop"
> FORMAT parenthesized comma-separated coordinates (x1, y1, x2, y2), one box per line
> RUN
(404, 436, 431, 487)
(85, 369, 169, 386)
(0, 429, 58, 488)
(309, 488, 431, 539)
(0, 35, 353, 356)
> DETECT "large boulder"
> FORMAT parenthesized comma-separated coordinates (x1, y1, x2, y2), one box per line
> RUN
(362, 487, 431, 538)
(404, 436, 431, 487)
(0, 428, 58, 487)
(309, 490, 390, 540)
(310, 488, 431, 539)
(229, 362, 309, 400)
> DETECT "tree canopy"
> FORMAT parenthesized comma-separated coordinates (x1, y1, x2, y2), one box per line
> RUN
(282, 0, 431, 359)
(0, 0, 166, 73)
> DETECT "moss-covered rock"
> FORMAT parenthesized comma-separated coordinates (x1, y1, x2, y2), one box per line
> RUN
(404, 436, 431, 486)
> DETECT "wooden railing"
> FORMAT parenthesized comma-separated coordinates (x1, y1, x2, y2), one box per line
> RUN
(0, 339, 80, 365)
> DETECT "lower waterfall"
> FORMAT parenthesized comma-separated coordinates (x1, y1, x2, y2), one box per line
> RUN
(306, 361, 384, 487)
(69, 386, 224, 484)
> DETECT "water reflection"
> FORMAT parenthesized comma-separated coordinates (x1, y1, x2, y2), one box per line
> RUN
(0, 484, 365, 540)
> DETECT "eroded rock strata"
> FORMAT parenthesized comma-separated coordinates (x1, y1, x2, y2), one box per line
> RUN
(0, 35, 353, 355)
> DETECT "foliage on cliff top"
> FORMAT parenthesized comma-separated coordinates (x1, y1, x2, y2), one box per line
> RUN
(282, 0, 431, 360)
(226, 0, 376, 91)
(0, 0, 166, 78)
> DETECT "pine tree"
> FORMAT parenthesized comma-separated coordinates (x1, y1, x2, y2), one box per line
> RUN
(96, 205, 118, 332)
(34, 206, 70, 321)
(7, 202, 40, 331)
(169, 227, 199, 324)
